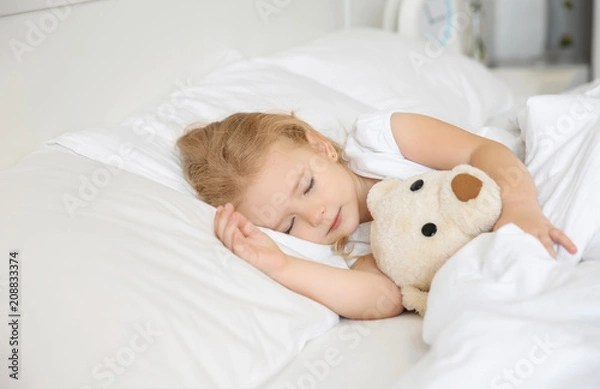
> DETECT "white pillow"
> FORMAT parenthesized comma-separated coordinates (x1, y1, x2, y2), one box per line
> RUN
(256, 27, 514, 132)
(5, 54, 375, 388)
(0, 149, 338, 388)
(47, 59, 373, 196)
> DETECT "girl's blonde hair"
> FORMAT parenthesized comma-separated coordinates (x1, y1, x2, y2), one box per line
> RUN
(176, 111, 343, 208)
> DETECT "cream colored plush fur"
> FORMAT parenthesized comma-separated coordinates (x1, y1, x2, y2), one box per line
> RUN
(367, 164, 502, 316)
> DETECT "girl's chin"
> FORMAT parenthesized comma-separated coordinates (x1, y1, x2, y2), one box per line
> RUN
(344, 217, 360, 236)
(329, 220, 359, 246)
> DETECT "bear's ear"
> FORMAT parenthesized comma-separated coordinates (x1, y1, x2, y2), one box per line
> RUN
(367, 179, 401, 214)
(452, 164, 476, 174)
(452, 163, 488, 178)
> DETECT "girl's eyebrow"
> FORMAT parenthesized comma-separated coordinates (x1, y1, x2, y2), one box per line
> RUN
(287, 166, 305, 199)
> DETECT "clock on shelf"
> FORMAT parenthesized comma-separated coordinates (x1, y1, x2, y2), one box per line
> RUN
(383, 0, 482, 59)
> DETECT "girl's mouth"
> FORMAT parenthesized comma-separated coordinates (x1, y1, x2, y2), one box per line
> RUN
(328, 208, 342, 234)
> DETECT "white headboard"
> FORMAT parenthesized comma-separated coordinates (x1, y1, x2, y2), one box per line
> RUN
(0, 0, 389, 170)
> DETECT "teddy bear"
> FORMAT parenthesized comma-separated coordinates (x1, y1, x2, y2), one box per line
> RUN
(366, 164, 502, 316)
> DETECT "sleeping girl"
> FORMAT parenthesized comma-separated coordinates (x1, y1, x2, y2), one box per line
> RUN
(176, 111, 577, 320)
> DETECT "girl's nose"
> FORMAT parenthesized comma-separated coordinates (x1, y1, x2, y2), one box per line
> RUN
(308, 205, 326, 227)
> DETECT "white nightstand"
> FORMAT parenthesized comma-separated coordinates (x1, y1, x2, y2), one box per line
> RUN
(490, 63, 590, 99)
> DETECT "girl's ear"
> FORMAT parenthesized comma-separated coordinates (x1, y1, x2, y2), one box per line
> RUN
(305, 129, 337, 160)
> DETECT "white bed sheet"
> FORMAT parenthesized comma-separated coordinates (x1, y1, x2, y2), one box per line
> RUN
(262, 314, 427, 389)
(0, 148, 340, 389)
(389, 83, 600, 389)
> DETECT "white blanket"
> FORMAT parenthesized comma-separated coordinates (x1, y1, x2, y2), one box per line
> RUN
(393, 86, 600, 388)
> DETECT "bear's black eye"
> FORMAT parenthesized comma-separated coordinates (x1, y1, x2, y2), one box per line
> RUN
(421, 223, 437, 237)
(410, 179, 424, 191)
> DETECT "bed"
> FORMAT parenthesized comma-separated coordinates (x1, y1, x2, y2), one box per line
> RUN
(2, 1, 600, 389)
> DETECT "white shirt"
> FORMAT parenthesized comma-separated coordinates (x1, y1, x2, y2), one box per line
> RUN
(343, 110, 435, 266)
(343, 110, 433, 180)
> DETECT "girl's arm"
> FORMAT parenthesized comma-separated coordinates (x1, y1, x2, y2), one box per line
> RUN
(389, 112, 577, 257)
(215, 203, 403, 320)
(274, 253, 403, 319)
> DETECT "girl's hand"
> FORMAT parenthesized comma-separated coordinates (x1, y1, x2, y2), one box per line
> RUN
(214, 203, 288, 277)
(493, 202, 577, 258)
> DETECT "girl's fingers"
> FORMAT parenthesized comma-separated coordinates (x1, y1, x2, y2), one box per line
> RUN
(232, 229, 245, 255)
(214, 203, 234, 240)
(236, 211, 258, 237)
(232, 229, 256, 266)
(549, 228, 578, 254)
(221, 211, 242, 250)
(539, 234, 556, 258)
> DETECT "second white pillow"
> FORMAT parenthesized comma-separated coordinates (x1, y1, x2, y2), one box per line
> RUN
(256, 28, 514, 133)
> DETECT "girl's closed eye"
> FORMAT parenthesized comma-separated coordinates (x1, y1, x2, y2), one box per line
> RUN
(284, 177, 315, 234)
(304, 177, 315, 195)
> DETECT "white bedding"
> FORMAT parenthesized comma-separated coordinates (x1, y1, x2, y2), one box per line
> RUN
(0, 149, 339, 389)
(2, 26, 599, 389)
(391, 85, 600, 389)
(263, 314, 427, 389)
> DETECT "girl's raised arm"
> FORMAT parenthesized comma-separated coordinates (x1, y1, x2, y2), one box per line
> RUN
(215, 203, 403, 320)
(389, 112, 577, 258)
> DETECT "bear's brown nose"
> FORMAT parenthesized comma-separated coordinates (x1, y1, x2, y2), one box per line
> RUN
(451, 173, 482, 202)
